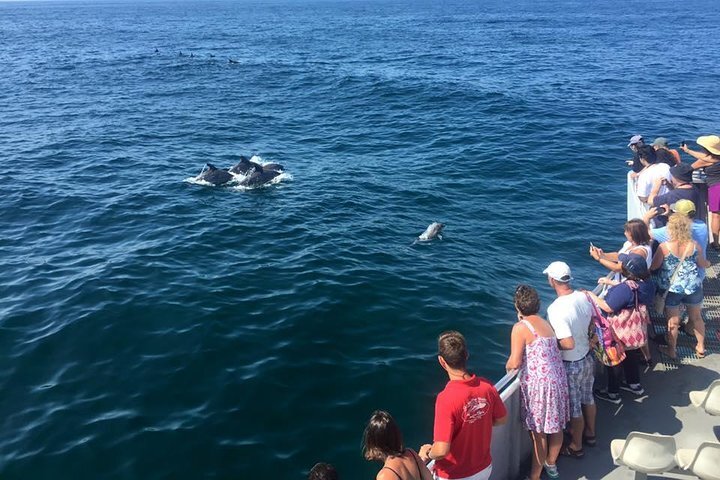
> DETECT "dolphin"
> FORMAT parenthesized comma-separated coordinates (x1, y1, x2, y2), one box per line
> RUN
(229, 156, 264, 175)
(239, 169, 281, 187)
(196, 163, 234, 186)
(261, 162, 284, 172)
(417, 222, 445, 242)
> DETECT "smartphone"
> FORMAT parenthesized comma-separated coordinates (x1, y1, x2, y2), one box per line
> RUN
(656, 206, 667, 215)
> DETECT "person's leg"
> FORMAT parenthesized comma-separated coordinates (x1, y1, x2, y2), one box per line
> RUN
(664, 305, 681, 358)
(529, 431, 547, 480)
(568, 416, 583, 451)
(622, 349, 641, 386)
(565, 362, 584, 451)
(607, 364, 621, 394)
(580, 355, 597, 441)
(711, 211, 720, 247)
(582, 403, 597, 440)
(546, 431, 564, 465)
(687, 304, 705, 355)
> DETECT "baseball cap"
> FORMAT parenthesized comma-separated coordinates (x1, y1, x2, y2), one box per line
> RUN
(628, 134, 644, 147)
(619, 253, 648, 278)
(543, 261, 573, 283)
(652, 137, 669, 148)
(669, 163, 693, 183)
(670, 199, 696, 216)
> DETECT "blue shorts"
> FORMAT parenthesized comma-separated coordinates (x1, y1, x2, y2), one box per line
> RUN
(665, 287, 703, 308)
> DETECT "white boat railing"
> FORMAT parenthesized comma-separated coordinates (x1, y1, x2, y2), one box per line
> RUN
(627, 170, 648, 221)
(489, 369, 530, 480)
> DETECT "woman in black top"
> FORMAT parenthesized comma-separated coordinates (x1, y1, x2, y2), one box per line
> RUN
(682, 135, 720, 249)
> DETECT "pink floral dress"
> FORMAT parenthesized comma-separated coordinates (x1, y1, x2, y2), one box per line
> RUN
(518, 319, 570, 434)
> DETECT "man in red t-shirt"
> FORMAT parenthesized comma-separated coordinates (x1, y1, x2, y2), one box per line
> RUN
(419, 331, 507, 480)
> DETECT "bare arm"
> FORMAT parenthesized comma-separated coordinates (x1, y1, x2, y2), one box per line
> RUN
(683, 145, 718, 167)
(419, 441, 451, 463)
(650, 244, 666, 271)
(590, 245, 622, 272)
(585, 290, 613, 314)
(558, 337, 575, 351)
(696, 242, 711, 269)
(648, 176, 667, 206)
(505, 323, 526, 371)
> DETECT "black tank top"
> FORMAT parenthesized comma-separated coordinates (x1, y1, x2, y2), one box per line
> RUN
(381, 450, 424, 480)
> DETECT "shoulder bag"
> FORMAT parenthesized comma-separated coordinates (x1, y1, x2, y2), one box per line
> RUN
(584, 292, 626, 367)
(607, 281, 649, 350)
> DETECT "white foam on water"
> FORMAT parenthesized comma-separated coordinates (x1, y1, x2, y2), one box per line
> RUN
(231, 172, 292, 191)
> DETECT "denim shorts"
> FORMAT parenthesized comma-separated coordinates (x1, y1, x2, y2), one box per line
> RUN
(665, 287, 703, 308)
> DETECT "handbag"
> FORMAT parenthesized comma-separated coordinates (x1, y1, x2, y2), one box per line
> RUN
(584, 292, 626, 367)
(654, 243, 692, 315)
(608, 281, 649, 350)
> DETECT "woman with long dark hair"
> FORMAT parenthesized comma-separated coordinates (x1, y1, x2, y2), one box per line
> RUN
(362, 410, 433, 480)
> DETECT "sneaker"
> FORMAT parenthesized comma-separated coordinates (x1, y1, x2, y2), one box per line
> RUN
(620, 382, 644, 396)
(543, 462, 559, 479)
(594, 389, 622, 404)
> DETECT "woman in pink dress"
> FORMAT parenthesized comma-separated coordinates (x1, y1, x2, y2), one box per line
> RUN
(506, 285, 570, 480)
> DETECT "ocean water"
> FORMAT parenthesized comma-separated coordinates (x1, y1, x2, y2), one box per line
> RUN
(1, 0, 719, 478)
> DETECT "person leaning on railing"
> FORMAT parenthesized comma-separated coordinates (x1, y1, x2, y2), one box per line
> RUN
(681, 135, 720, 250)
(506, 285, 570, 480)
(634, 145, 671, 205)
(419, 331, 507, 480)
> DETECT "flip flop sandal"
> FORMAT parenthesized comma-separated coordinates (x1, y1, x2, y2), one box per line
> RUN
(583, 435, 597, 447)
(560, 445, 585, 458)
(695, 348, 706, 359)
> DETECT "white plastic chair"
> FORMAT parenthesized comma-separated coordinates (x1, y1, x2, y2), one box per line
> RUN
(675, 442, 720, 480)
(610, 432, 677, 480)
(689, 379, 720, 416)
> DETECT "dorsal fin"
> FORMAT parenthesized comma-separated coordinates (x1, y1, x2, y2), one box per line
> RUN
(206, 163, 217, 170)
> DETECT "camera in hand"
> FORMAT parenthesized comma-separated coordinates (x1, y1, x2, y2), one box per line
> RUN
(680, 141, 687, 147)
(656, 206, 667, 215)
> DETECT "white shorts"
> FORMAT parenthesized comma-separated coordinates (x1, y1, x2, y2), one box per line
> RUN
(434, 464, 492, 480)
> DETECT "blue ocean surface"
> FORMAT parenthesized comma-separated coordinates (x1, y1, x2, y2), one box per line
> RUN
(1, 0, 719, 477)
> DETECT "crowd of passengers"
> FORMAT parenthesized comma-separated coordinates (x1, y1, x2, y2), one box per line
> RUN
(307, 134, 720, 480)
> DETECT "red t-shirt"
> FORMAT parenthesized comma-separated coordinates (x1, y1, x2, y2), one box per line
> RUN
(433, 375, 507, 479)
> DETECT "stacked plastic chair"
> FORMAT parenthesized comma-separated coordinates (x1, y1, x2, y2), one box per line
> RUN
(610, 432, 677, 480)
(689, 379, 720, 416)
(675, 442, 720, 480)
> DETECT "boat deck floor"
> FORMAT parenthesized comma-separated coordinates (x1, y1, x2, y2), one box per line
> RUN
(557, 250, 720, 480)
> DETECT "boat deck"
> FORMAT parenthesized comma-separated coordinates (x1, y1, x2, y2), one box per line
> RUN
(557, 249, 720, 480)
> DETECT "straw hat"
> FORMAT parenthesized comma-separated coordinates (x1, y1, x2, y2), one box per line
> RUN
(697, 135, 720, 155)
